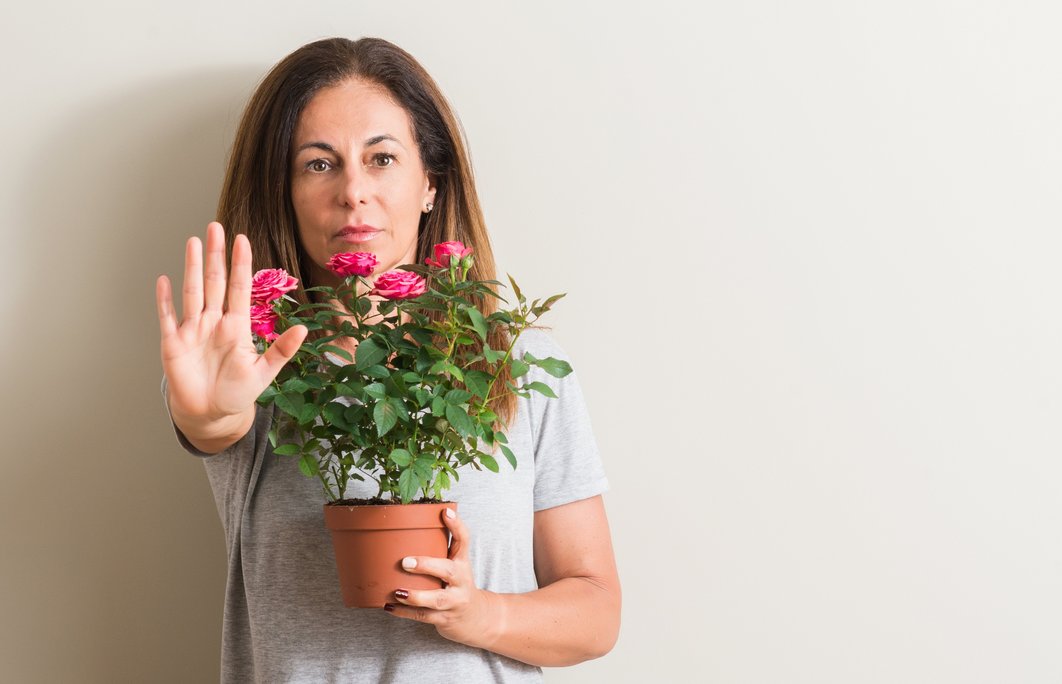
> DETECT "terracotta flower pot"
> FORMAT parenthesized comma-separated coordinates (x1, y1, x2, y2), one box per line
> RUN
(323, 501, 454, 608)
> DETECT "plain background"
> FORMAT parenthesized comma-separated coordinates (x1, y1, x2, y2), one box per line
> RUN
(2, 1, 1059, 682)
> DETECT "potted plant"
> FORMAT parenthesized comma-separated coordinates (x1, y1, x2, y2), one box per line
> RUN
(249, 241, 571, 608)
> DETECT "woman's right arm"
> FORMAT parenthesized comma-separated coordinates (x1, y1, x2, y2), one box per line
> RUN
(155, 222, 306, 454)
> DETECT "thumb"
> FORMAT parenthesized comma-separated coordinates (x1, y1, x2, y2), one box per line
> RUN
(255, 325, 308, 386)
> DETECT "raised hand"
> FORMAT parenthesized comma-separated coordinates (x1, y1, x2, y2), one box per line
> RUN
(156, 222, 307, 453)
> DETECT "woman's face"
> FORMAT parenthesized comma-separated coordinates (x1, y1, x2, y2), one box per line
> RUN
(290, 77, 436, 287)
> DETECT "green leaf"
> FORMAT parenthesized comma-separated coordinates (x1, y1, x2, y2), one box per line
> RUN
(389, 448, 412, 467)
(413, 455, 434, 481)
(386, 374, 410, 398)
(525, 353, 573, 378)
(335, 381, 363, 398)
(431, 396, 447, 417)
(499, 443, 517, 469)
(398, 468, 419, 503)
(445, 403, 474, 436)
(444, 363, 464, 382)
(540, 292, 566, 310)
(465, 305, 488, 341)
(297, 403, 318, 425)
(258, 385, 279, 403)
(322, 403, 351, 431)
(273, 443, 300, 456)
(281, 377, 309, 393)
(362, 364, 390, 380)
(355, 337, 389, 370)
(364, 383, 388, 400)
(479, 453, 499, 473)
(463, 370, 493, 400)
(344, 404, 364, 425)
(523, 381, 558, 398)
(411, 327, 435, 346)
(298, 454, 317, 477)
(274, 392, 304, 417)
(488, 310, 514, 325)
(445, 389, 474, 405)
(483, 346, 506, 364)
(373, 400, 398, 437)
(389, 396, 410, 423)
(507, 274, 525, 303)
(510, 359, 530, 379)
(320, 345, 353, 362)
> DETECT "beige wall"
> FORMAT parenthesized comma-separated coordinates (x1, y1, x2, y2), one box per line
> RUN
(3, 1, 1060, 681)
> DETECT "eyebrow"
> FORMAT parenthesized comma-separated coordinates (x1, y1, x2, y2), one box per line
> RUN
(295, 134, 405, 154)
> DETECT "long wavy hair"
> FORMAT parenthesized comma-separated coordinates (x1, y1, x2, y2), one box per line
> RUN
(218, 37, 515, 425)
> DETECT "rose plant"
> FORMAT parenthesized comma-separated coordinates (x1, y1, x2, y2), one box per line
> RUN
(250, 242, 570, 504)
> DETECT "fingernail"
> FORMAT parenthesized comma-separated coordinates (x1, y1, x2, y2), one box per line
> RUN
(394, 589, 409, 600)
(402, 557, 417, 570)
(445, 508, 456, 519)
(383, 603, 396, 612)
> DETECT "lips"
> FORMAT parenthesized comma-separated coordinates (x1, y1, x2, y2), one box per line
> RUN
(336, 224, 381, 243)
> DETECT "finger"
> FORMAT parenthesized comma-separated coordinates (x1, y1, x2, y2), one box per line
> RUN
(383, 602, 439, 624)
(182, 235, 203, 322)
(441, 507, 469, 561)
(390, 587, 452, 611)
(227, 233, 253, 317)
(401, 555, 457, 586)
(203, 222, 227, 313)
(156, 275, 178, 338)
(254, 325, 308, 387)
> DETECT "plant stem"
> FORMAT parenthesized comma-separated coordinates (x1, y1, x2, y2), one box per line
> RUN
(478, 308, 534, 416)
(316, 453, 335, 500)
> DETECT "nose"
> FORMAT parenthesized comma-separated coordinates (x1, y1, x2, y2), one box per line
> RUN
(338, 164, 368, 207)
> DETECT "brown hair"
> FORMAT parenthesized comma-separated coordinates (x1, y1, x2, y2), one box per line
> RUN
(218, 37, 516, 425)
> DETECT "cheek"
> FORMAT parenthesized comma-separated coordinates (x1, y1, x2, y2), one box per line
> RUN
(395, 178, 427, 215)
(291, 184, 324, 232)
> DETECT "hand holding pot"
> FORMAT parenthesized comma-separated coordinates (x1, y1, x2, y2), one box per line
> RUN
(385, 507, 501, 649)
(156, 222, 307, 453)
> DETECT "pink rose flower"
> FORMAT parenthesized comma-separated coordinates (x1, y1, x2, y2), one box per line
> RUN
(250, 302, 279, 341)
(425, 241, 473, 268)
(251, 268, 298, 304)
(327, 252, 378, 278)
(370, 270, 427, 300)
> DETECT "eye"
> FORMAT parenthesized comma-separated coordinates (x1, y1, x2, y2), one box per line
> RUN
(306, 159, 333, 173)
(372, 153, 396, 167)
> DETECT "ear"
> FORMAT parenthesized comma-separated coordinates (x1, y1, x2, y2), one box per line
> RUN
(424, 175, 437, 208)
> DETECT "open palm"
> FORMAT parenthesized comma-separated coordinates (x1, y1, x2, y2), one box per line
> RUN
(156, 222, 306, 449)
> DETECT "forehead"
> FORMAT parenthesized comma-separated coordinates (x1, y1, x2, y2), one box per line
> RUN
(294, 78, 415, 143)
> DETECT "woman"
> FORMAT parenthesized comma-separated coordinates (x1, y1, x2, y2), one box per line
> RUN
(156, 37, 619, 682)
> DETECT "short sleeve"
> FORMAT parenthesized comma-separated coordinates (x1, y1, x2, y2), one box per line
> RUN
(518, 330, 610, 511)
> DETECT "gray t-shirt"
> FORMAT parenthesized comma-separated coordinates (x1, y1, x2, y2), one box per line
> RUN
(163, 329, 608, 683)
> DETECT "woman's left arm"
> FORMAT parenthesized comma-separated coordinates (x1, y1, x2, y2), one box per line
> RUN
(385, 495, 621, 666)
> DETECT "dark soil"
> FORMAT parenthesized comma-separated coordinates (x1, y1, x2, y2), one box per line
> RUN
(328, 497, 450, 506)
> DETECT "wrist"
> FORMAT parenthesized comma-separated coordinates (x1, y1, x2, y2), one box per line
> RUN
(169, 403, 255, 454)
(476, 590, 508, 652)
